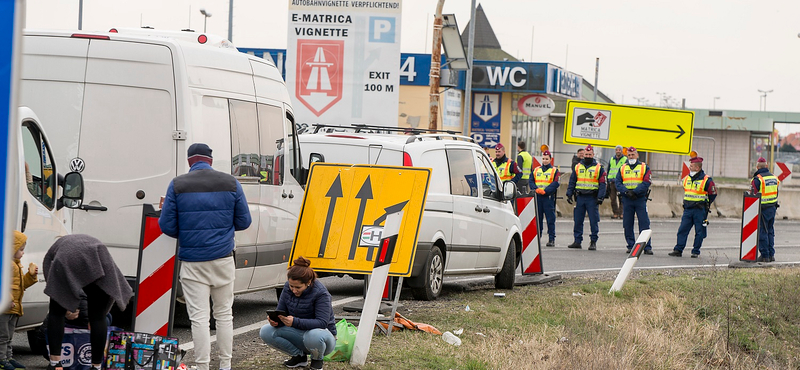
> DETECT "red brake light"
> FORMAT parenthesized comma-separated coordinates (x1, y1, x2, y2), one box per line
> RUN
(198, 34, 208, 44)
(108, 28, 118, 33)
(70, 33, 110, 40)
(403, 152, 413, 167)
(325, 134, 365, 139)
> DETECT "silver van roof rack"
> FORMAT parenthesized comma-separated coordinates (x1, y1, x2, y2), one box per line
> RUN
(309, 124, 475, 144)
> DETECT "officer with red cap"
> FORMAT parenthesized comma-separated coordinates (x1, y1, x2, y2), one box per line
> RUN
(493, 143, 522, 185)
(751, 157, 780, 262)
(615, 146, 653, 254)
(669, 156, 717, 258)
(531, 150, 560, 246)
(566, 145, 606, 250)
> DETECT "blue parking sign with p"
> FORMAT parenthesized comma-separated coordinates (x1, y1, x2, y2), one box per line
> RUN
(369, 17, 396, 43)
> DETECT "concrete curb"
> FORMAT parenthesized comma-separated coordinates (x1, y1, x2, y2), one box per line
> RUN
(515, 273, 562, 286)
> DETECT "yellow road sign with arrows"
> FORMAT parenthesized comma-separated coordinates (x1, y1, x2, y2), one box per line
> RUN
(290, 163, 431, 276)
(564, 100, 694, 155)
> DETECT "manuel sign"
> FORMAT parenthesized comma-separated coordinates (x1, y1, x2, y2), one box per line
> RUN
(517, 94, 554, 117)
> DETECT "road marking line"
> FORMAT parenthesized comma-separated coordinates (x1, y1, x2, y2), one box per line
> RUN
(181, 296, 362, 351)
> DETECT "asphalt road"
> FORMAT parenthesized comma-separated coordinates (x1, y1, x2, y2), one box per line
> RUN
(11, 217, 800, 369)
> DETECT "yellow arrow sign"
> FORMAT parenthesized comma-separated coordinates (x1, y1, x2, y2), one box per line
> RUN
(564, 100, 695, 155)
(290, 163, 431, 277)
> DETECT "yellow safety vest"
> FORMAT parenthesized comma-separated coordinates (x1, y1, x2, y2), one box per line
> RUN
(621, 163, 647, 190)
(608, 156, 625, 180)
(533, 167, 556, 189)
(757, 174, 780, 204)
(682, 175, 709, 202)
(518, 151, 532, 180)
(574, 163, 601, 190)
(495, 160, 513, 182)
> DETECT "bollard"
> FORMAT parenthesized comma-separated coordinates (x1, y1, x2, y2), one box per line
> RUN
(739, 192, 760, 262)
(609, 229, 652, 293)
(516, 195, 543, 274)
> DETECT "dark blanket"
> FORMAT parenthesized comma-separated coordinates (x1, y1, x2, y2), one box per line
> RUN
(43, 234, 133, 312)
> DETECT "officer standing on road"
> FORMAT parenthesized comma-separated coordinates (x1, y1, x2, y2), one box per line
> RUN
(616, 147, 653, 255)
(516, 141, 533, 195)
(493, 143, 522, 185)
(751, 157, 780, 262)
(607, 145, 626, 219)
(669, 156, 717, 258)
(566, 145, 605, 250)
(532, 150, 560, 247)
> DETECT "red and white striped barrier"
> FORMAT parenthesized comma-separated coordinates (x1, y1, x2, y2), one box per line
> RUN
(133, 204, 179, 336)
(739, 193, 761, 262)
(516, 196, 543, 275)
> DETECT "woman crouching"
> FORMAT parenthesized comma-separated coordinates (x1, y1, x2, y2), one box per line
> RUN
(260, 256, 336, 370)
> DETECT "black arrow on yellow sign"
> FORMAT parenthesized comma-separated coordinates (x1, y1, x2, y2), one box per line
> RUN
(626, 124, 686, 139)
(348, 176, 373, 260)
(318, 174, 343, 258)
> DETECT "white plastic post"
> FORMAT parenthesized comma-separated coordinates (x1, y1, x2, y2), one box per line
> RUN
(609, 229, 652, 293)
(350, 211, 404, 366)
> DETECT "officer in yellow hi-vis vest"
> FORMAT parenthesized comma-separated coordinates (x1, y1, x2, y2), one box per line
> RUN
(751, 157, 781, 262)
(516, 141, 533, 195)
(607, 145, 626, 219)
(492, 143, 521, 185)
(615, 146, 653, 255)
(532, 150, 560, 246)
(565, 145, 605, 250)
(669, 156, 717, 258)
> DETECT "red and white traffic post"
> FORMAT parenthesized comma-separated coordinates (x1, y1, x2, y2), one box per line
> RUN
(739, 192, 761, 262)
(351, 210, 403, 366)
(132, 204, 180, 336)
(610, 229, 652, 293)
(516, 196, 543, 275)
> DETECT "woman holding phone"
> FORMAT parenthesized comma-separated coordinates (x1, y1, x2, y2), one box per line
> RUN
(260, 256, 336, 370)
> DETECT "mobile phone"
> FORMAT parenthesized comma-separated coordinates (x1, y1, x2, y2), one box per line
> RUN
(267, 310, 288, 322)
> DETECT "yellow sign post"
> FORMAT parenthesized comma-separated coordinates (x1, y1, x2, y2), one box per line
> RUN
(564, 100, 695, 155)
(290, 163, 431, 276)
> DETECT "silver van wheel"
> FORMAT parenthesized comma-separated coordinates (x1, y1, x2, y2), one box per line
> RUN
(412, 248, 443, 300)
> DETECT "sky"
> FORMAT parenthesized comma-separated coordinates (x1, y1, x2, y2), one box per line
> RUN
(24, 0, 800, 113)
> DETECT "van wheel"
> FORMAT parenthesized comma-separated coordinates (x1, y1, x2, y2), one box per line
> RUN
(412, 248, 443, 301)
(494, 242, 516, 289)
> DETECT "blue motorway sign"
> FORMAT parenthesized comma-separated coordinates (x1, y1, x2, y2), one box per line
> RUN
(471, 92, 501, 148)
(0, 0, 23, 312)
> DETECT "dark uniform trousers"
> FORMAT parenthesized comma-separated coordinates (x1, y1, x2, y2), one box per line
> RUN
(758, 205, 777, 259)
(675, 206, 707, 255)
(622, 196, 651, 250)
(573, 194, 599, 244)
(537, 194, 556, 241)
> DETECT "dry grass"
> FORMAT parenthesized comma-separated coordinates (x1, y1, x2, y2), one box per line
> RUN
(236, 266, 800, 370)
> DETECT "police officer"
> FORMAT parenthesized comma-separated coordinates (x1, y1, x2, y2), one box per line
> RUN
(516, 141, 533, 195)
(566, 145, 605, 250)
(607, 145, 625, 219)
(531, 150, 560, 247)
(615, 147, 652, 254)
(493, 143, 522, 184)
(669, 156, 717, 258)
(751, 157, 780, 262)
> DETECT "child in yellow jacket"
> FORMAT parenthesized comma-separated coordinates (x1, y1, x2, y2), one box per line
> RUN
(0, 231, 38, 370)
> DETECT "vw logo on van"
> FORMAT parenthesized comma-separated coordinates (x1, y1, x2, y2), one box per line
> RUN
(69, 157, 85, 173)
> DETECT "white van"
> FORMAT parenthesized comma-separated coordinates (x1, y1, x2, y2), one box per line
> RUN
(299, 126, 522, 300)
(20, 30, 304, 296)
(13, 107, 84, 330)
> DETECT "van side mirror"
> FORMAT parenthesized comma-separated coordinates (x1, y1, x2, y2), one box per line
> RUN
(502, 181, 516, 201)
(309, 153, 325, 164)
(59, 172, 84, 209)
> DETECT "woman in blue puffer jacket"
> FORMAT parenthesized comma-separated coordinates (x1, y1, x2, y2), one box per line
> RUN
(260, 256, 336, 370)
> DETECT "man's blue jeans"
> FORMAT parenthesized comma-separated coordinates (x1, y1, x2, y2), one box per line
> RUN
(260, 324, 336, 360)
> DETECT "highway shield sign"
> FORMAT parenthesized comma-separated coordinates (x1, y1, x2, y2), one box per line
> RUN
(564, 101, 694, 155)
(290, 163, 431, 277)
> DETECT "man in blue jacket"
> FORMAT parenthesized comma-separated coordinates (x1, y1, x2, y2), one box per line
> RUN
(159, 143, 251, 370)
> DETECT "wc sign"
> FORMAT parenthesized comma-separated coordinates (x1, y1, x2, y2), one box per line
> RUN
(287, 0, 402, 127)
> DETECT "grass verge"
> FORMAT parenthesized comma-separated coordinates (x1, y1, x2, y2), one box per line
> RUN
(237, 266, 800, 369)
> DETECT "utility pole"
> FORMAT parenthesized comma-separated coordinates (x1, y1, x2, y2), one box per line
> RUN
(593, 58, 599, 102)
(758, 89, 773, 111)
(428, 0, 446, 131)
(78, 0, 83, 30)
(461, 0, 476, 136)
(228, 0, 234, 41)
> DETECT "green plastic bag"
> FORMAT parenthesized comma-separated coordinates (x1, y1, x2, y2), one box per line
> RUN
(324, 319, 357, 362)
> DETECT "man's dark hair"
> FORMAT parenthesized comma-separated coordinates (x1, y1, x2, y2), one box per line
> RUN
(517, 141, 526, 151)
(577, 148, 585, 154)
